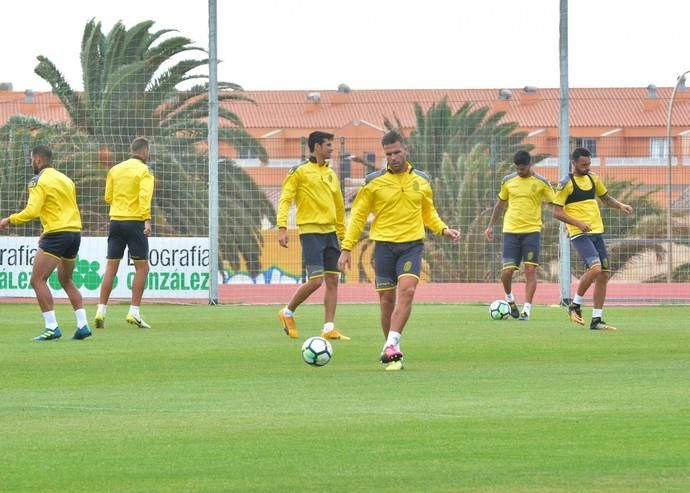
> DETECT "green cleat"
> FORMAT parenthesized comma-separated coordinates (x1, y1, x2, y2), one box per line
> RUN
(33, 327, 62, 341)
(72, 325, 92, 340)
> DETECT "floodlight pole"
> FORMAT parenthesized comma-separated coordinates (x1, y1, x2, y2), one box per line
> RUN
(558, 0, 572, 304)
(208, 0, 219, 304)
(665, 71, 690, 284)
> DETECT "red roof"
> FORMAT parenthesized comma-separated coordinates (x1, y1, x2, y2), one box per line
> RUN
(228, 88, 690, 129)
(2, 87, 689, 130)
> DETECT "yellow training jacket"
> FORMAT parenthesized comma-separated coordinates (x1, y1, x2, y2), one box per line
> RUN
(277, 160, 345, 238)
(10, 167, 81, 233)
(342, 163, 447, 251)
(106, 157, 155, 221)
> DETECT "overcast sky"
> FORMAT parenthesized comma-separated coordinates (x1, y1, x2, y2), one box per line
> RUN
(2, 0, 689, 93)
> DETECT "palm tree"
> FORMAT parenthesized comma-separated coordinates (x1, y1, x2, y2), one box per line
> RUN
(381, 99, 666, 282)
(33, 19, 274, 275)
(0, 116, 107, 235)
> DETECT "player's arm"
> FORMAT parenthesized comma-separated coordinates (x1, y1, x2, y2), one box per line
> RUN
(338, 185, 373, 272)
(277, 169, 299, 247)
(341, 185, 372, 251)
(421, 184, 450, 236)
(553, 204, 591, 232)
(104, 170, 113, 204)
(333, 178, 346, 241)
(139, 169, 154, 220)
(9, 184, 46, 226)
(599, 194, 633, 214)
(484, 198, 507, 240)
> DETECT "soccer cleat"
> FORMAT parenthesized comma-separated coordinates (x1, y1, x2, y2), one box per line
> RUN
(72, 325, 92, 340)
(519, 311, 530, 321)
(322, 328, 350, 341)
(507, 301, 520, 319)
(278, 309, 298, 338)
(33, 327, 62, 341)
(568, 303, 585, 326)
(590, 318, 617, 331)
(380, 345, 403, 364)
(94, 310, 105, 329)
(126, 313, 151, 329)
(385, 360, 404, 371)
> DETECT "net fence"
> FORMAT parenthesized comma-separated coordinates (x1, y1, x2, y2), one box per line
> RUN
(1, 25, 689, 304)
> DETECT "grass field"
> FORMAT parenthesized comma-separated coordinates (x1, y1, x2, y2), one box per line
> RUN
(1, 302, 690, 492)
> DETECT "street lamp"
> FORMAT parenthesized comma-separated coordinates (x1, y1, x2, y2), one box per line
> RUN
(665, 71, 690, 283)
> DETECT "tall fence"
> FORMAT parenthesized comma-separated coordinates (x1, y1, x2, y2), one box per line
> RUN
(1, 89, 689, 304)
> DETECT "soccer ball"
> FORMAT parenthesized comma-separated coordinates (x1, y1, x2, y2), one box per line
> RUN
(489, 300, 511, 320)
(301, 336, 333, 367)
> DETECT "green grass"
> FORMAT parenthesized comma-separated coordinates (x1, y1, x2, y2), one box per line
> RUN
(1, 303, 690, 492)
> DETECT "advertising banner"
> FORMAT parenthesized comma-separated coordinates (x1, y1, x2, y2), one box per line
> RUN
(0, 237, 210, 299)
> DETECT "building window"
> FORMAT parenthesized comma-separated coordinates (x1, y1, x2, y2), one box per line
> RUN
(649, 137, 669, 160)
(238, 146, 257, 159)
(573, 138, 597, 157)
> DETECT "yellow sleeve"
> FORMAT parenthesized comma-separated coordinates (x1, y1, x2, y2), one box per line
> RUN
(139, 168, 154, 220)
(105, 169, 113, 204)
(552, 180, 572, 207)
(543, 182, 556, 203)
(497, 181, 509, 201)
(277, 169, 299, 228)
(10, 183, 46, 225)
(333, 176, 346, 240)
(341, 184, 373, 251)
(421, 184, 447, 235)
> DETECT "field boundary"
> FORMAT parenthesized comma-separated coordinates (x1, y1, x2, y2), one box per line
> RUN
(3, 282, 687, 305)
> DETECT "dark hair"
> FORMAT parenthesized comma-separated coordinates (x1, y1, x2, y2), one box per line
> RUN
(31, 145, 52, 162)
(513, 150, 531, 166)
(131, 137, 150, 154)
(381, 130, 405, 147)
(571, 147, 591, 162)
(307, 131, 334, 152)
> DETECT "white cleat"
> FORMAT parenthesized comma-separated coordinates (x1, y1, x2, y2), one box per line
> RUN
(126, 313, 151, 329)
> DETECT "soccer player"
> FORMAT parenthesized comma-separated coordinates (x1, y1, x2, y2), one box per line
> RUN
(337, 130, 460, 371)
(276, 131, 349, 341)
(484, 150, 555, 321)
(0, 145, 92, 341)
(553, 147, 633, 331)
(95, 137, 155, 329)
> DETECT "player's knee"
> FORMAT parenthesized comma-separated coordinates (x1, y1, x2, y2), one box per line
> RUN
(29, 272, 48, 287)
(398, 283, 417, 300)
(308, 277, 324, 289)
(57, 271, 73, 286)
(134, 261, 149, 275)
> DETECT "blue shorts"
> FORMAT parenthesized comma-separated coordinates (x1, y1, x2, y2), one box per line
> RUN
(39, 232, 81, 260)
(571, 233, 610, 271)
(373, 240, 424, 291)
(299, 232, 340, 280)
(502, 232, 541, 270)
(107, 220, 149, 261)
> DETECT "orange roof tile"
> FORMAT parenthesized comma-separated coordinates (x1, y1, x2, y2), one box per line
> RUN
(227, 88, 690, 130)
(2, 87, 689, 130)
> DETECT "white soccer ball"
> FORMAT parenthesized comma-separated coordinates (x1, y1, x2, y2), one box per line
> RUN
(301, 336, 333, 367)
(489, 300, 511, 320)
